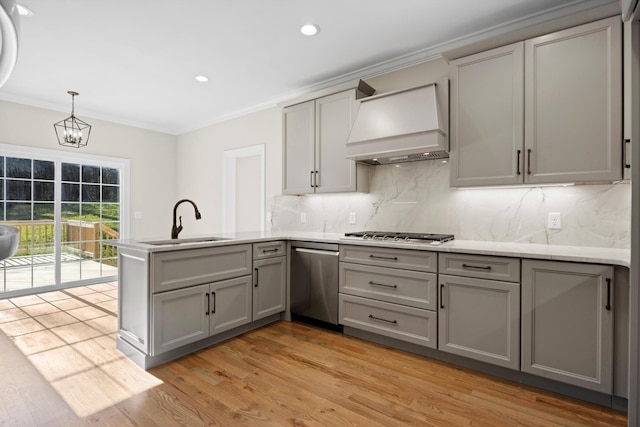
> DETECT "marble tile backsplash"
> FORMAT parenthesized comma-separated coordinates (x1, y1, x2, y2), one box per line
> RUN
(270, 160, 631, 248)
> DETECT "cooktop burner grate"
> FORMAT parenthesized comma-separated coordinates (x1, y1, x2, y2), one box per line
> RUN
(344, 231, 454, 243)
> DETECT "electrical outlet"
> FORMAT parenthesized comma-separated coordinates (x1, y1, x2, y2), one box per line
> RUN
(349, 212, 357, 224)
(300, 212, 306, 224)
(548, 212, 561, 229)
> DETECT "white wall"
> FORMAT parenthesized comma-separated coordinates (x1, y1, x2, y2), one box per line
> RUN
(271, 160, 631, 248)
(176, 107, 281, 236)
(0, 100, 177, 240)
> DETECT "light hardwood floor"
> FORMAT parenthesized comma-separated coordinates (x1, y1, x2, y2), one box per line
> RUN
(0, 283, 628, 426)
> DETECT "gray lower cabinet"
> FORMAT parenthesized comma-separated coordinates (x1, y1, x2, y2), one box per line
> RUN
(253, 256, 286, 320)
(253, 242, 286, 321)
(521, 260, 614, 394)
(339, 245, 438, 348)
(438, 253, 521, 370)
(151, 275, 252, 356)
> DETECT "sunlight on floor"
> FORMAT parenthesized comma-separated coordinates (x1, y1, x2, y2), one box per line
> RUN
(0, 283, 162, 418)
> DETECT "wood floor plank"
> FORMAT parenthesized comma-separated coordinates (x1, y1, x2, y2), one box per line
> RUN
(0, 286, 629, 427)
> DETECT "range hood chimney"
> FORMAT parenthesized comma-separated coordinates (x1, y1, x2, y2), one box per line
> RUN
(346, 78, 449, 165)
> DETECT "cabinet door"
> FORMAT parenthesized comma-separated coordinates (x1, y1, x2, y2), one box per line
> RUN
(438, 274, 520, 370)
(524, 17, 622, 184)
(521, 260, 614, 393)
(283, 101, 315, 195)
(450, 42, 524, 187)
(253, 256, 286, 320)
(151, 284, 209, 356)
(315, 90, 360, 193)
(210, 276, 252, 335)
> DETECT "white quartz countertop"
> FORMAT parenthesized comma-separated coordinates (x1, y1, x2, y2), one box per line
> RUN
(112, 231, 630, 268)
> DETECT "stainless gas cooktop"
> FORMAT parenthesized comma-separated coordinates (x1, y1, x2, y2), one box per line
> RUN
(344, 231, 454, 243)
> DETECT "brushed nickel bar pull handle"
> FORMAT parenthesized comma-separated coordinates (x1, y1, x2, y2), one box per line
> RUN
(254, 267, 259, 287)
(205, 292, 210, 315)
(462, 263, 492, 271)
(440, 284, 445, 309)
(368, 314, 397, 324)
(606, 278, 611, 311)
(517, 150, 521, 175)
(369, 254, 398, 261)
(369, 281, 398, 289)
(527, 149, 532, 175)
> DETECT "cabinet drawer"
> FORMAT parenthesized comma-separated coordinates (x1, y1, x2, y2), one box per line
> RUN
(340, 263, 437, 310)
(339, 294, 437, 348)
(439, 253, 520, 282)
(151, 244, 252, 293)
(253, 241, 286, 260)
(340, 245, 436, 272)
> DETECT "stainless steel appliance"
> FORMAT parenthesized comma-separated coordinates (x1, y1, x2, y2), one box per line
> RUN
(290, 241, 340, 327)
(344, 231, 454, 243)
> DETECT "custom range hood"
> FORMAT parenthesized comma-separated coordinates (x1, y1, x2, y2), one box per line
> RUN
(346, 78, 448, 165)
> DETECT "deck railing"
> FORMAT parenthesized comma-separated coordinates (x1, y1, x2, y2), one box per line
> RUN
(3, 220, 119, 265)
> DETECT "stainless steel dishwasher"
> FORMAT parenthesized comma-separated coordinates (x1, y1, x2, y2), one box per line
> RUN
(290, 241, 340, 328)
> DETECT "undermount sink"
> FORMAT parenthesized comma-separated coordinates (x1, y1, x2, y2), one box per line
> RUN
(140, 237, 230, 246)
(0, 225, 19, 261)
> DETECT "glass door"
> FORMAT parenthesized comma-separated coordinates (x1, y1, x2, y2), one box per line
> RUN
(0, 146, 127, 297)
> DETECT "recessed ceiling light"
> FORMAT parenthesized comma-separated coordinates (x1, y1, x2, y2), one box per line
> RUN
(300, 24, 320, 36)
(16, 4, 33, 17)
(195, 75, 209, 82)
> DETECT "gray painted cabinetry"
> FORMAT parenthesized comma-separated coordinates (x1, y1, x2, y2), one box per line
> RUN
(253, 241, 286, 320)
(150, 244, 253, 356)
(117, 242, 286, 368)
(283, 88, 370, 195)
(151, 276, 252, 355)
(438, 253, 521, 370)
(521, 260, 614, 394)
(450, 16, 622, 187)
(339, 245, 438, 348)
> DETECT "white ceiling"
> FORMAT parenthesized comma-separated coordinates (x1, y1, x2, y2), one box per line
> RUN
(0, 0, 620, 135)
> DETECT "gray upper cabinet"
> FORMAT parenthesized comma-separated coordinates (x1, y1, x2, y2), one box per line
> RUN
(450, 42, 524, 187)
(521, 259, 614, 393)
(450, 17, 622, 187)
(283, 100, 315, 194)
(283, 88, 371, 195)
(525, 17, 622, 184)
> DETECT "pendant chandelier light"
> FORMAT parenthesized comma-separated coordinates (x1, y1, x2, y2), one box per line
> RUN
(54, 91, 92, 148)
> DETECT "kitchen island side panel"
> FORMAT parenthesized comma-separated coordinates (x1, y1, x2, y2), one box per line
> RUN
(118, 248, 150, 353)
